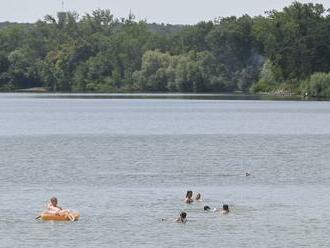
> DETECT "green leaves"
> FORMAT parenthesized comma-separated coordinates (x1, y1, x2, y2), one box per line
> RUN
(254, 2, 330, 80)
(133, 50, 226, 93)
(0, 2, 329, 95)
(302, 72, 330, 97)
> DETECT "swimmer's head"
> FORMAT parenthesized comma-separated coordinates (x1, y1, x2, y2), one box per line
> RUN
(223, 204, 229, 212)
(180, 212, 187, 219)
(186, 191, 193, 198)
(204, 206, 210, 211)
(196, 193, 201, 200)
(50, 197, 58, 206)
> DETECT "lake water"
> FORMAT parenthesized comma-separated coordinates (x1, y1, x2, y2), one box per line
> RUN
(1, 93, 330, 247)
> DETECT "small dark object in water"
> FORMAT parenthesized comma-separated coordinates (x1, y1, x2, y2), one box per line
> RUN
(222, 204, 230, 214)
(246, 172, 250, 176)
(204, 206, 211, 211)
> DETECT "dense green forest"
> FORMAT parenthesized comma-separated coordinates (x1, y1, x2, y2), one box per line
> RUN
(1, 2, 330, 96)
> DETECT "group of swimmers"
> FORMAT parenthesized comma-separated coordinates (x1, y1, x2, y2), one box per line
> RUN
(40, 193, 230, 223)
(184, 190, 202, 204)
(175, 190, 230, 223)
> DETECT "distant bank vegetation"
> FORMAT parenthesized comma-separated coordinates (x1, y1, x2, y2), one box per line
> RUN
(1, 2, 330, 96)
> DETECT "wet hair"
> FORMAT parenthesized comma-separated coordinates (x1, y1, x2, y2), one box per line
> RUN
(223, 204, 229, 211)
(180, 212, 187, 219)
(186, 191, 193, 198)
(204, 206, 210, 211)
(50, 197, 58, 203)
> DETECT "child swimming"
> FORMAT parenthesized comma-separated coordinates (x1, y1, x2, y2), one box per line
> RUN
(162, 211, 188, 223)
(195, 193, 202, 202)
(176, 212, 187, 223)
(212, 204, 230, 214)
(204, 205, 211, 211)
(185, 191, 194, 204)
(222, 204, 230, 214)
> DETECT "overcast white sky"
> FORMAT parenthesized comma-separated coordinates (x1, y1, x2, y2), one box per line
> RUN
(0, 0, 329, 24)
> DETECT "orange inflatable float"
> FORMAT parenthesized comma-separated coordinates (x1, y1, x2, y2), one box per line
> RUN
(39, 211, 80, 221)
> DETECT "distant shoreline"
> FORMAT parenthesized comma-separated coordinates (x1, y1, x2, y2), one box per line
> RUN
(1, 91, 326, 101)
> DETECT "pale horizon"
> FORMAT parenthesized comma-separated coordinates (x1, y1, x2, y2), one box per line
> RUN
(0, 0, 329, 24)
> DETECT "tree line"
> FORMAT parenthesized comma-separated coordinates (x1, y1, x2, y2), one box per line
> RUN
(0, 2, 330, 96)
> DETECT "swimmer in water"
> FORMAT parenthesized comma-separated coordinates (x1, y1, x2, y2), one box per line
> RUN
(195, 193, 202, 202)
(185, 191, 193, 204)
(176, 212, 187, 223)
(222, 204, 230, 214)
(204, 205, 211, 211)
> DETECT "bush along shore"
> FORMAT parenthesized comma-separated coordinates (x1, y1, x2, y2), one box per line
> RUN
(0, 2, 330, 97)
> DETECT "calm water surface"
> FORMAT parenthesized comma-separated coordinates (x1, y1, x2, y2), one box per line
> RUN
(1, 94, 330, 247)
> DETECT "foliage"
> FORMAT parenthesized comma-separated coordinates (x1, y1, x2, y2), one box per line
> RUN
(252, 2, 330, 88)
(0, 2, 330, 96)
(301, 72, 330, 97)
